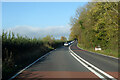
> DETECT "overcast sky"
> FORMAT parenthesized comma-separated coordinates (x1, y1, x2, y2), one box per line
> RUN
(2, 2, 88, 39)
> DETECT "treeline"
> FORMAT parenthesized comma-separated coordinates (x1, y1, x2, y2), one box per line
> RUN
(2, 30, 66, 80)
(69, 2, 119, 57)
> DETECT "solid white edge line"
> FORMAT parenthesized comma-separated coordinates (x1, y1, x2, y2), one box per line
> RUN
(69, 45, 117, 80)
(77, 43, 119, 60)
(72, 51, 116, 79)
(9, 52, 50, 80)
(70, 52, 106, 80)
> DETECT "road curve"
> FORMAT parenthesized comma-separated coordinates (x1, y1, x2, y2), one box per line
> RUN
(70, 41, 119, 80)
(12, 41, 119, 80)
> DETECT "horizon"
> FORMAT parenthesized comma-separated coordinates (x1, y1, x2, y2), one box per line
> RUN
(2, 2, 88, 39)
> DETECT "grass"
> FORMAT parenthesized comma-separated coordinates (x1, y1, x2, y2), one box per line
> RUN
(2, 46, 51, 80)
(77, 43, 119, 58)
(2, 42, 63, 80)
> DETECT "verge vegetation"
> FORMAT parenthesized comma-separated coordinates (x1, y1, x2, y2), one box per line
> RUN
(77, 43, 118, 58)
(69, 2, 119, 58)
(2, 30, 66, 80)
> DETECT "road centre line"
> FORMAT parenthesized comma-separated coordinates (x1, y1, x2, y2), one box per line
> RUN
(69, 45, 117, 80)
(70, 52, 106, 80)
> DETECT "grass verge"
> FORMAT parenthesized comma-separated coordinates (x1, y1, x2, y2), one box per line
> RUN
(77, 43, 119, 58)
(2, 42, 63, 80)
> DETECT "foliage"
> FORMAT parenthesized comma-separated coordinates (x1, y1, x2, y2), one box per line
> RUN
(69, 2, 118, 56)
(2, 31, 64, 80)
(60, 36, 67, 41)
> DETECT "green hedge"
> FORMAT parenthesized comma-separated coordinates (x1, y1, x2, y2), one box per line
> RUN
(2, 31, 64, 80)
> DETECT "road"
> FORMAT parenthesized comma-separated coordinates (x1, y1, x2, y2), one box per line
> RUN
(12, 41, 119, 80)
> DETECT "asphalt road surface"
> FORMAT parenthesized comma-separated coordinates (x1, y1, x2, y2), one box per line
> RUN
(13, 41, 119, 80)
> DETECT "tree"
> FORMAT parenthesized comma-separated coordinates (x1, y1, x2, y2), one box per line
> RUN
(69, 2, 118, 51)
(60, 36, 67, 41)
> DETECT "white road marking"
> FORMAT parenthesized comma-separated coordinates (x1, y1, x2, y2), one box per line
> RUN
(69, 45, 117, 80)
(70, 52, 106, 80)
(9, 52, 50, 80)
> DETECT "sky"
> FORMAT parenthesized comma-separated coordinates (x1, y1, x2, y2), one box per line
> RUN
(2, 2, 88, 39)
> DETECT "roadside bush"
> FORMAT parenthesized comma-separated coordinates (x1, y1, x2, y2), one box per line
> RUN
(2, 31, 65, 80)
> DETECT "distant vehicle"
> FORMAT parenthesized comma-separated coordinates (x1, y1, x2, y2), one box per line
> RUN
(71, 41, 74, 43)
(68, 42, 71, 45)
(64, 43, 69, 47)
(64, 40, 75, 47)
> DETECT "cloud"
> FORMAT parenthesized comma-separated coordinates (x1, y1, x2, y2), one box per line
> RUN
(6, 25, 71, 39)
